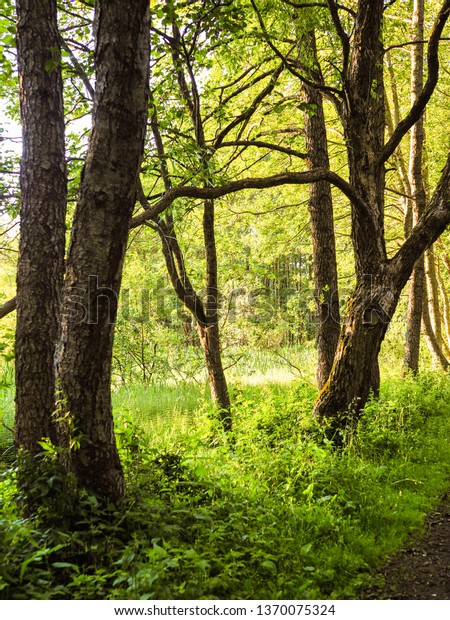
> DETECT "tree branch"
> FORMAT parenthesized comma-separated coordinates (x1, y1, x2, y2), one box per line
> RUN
(129, 168, 367, 229)
(217, 140, 307, 160)
(326, 0, 350, 77)
(250, 0, 343, 103)
(380, 0, 450, 164)
(0, 296, 16, 319)
(213, 65, 284, 149)
(390, 151, 450, 285)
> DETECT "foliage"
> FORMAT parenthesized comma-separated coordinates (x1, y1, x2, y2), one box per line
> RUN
(1, 372, 450, 599)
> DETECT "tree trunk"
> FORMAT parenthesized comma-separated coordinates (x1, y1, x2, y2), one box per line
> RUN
(422, 288, 449, 370)
(404, 0, 426, 374)
(300, 32, 341, 389)
(147, 89, 232, 430)
(313, 274, 397, 441)
(14, 0, 66, 454)
(197, 321, 232, 432)
(55, 0, 150, 500)
(404, 258, 425, 373)
(425, 246, 444, 349)
(153, 212, 232, 431)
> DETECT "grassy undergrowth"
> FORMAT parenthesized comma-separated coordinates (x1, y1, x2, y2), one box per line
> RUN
(1, 372, 450, 599)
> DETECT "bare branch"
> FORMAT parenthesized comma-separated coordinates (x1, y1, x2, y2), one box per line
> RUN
(217, 140, 307, 160)
(0, 296, 16, 319)
(380, 0, 450, 164)
(130, 168, 367, 229)
(326, 0, 350, 76)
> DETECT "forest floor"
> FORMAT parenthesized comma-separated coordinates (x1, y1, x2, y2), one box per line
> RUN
(360, 492, 450, 600)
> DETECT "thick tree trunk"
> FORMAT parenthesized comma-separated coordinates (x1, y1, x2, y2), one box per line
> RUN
(55, 0, 149, 500)
(300, 32, 340, 389)
(306, 0, 450, 435)
(14, 0, 66, 454)
(313, 274, 397, 440)
(404, 0, 426, 374)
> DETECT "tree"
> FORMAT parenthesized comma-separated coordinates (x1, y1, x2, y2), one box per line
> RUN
(403, 0, 427, 374)
(14, 0, 67, 456)
(298, 31, 341, 389)
(311, 0, 450, 434)
(54, 0, 150, 500)
(13, 0, 150, 501)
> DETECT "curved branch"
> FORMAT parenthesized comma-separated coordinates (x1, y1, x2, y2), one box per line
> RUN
(249, 0, 343, 103)
(380, 0, 450, 164)
(0, 296, 16, 319)
(217, 140, 307, 159)
(130, 168, 366, 229)
(327, 0, 350, 77)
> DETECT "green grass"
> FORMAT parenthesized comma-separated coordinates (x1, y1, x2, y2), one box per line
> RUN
(1, 365, 450, 600)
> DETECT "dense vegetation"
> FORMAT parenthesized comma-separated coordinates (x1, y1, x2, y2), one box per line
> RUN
(1, 352, 450, 599)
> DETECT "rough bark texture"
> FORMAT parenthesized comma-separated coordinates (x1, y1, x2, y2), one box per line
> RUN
(404, 0, 426, 374)
(14, 0, 66, 454)
(300, 32, 340, 390)
(55, 0, 150, 500)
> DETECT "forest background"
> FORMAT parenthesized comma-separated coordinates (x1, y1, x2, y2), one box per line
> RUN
(1, 0, 450, 601)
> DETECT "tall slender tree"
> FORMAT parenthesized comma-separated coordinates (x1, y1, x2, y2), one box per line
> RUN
(404, 0, 427, 374)
(54, 0, 150, 500)
(299, 31, 340, 389)
(14, 0, 67, 456)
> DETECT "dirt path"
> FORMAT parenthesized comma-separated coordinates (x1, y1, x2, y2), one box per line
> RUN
(361, 493, 450, 599)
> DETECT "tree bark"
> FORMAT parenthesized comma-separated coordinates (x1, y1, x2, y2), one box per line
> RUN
(300, 32, 341, 389)
(55, 0, 150, 500)
(14, 0, 66, 454)
(404, 0, 426, 374)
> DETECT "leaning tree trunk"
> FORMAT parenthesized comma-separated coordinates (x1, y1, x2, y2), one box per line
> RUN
(300, 31, 341, 389)
(14, 0, 66, 455)
(197, 321, 232, 432)
(314, 274, 397, 441)
(55, 0, 150, 500)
